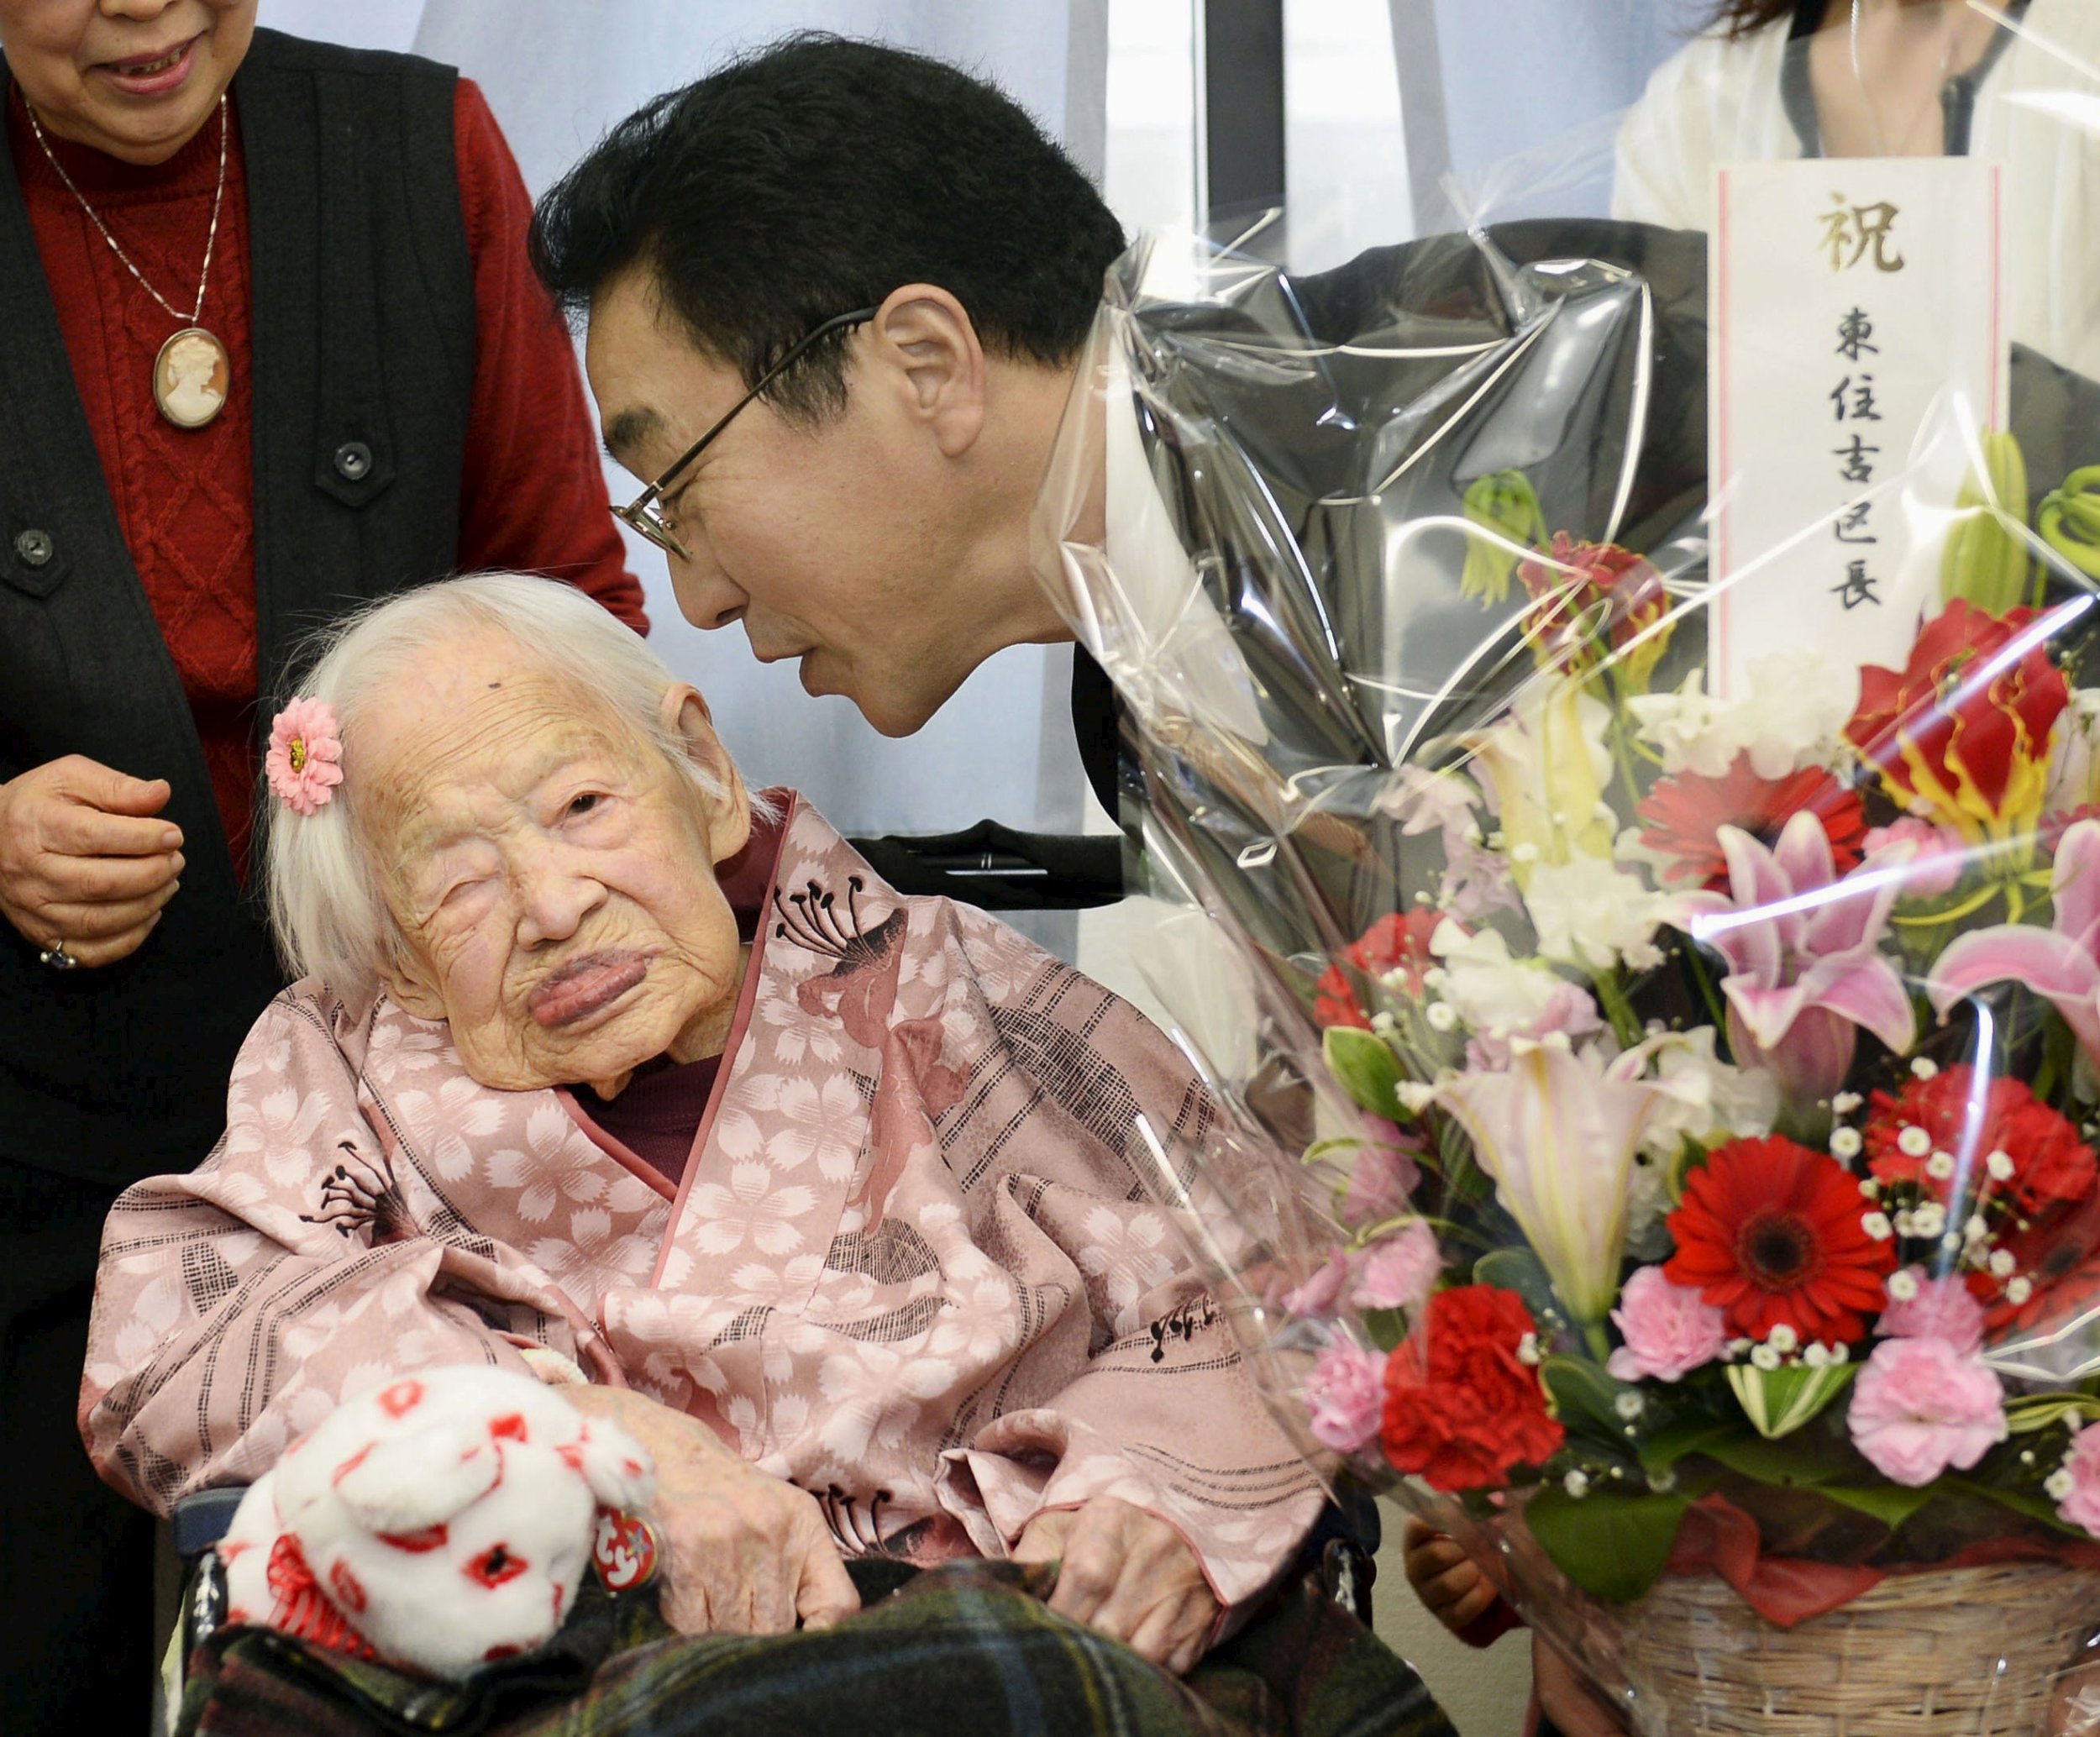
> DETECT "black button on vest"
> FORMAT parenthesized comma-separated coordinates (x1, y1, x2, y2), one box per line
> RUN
(0, 29, 476, 1185)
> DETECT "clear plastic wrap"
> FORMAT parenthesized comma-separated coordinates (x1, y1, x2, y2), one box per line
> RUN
(1040, 9, 2100, 1732)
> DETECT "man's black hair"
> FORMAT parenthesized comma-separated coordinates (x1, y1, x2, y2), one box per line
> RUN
(531, 33, 1128, 420)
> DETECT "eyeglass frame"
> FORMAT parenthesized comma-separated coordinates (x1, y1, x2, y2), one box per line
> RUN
(612, 306, 881, 561)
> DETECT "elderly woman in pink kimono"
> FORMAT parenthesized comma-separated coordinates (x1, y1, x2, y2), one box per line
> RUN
(80, 573, 1328, 1680)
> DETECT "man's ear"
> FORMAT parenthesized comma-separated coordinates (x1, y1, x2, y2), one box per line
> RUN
(661, 685, 751, 863)
(865, 284, 987, 460)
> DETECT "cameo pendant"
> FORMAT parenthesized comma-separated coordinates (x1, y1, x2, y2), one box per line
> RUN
(154, 327, 232, 430)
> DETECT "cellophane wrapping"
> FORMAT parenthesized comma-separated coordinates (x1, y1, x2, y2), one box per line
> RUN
(1038, 18, 2100, 1732)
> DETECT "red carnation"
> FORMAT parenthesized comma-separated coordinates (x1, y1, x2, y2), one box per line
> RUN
(1864, 1065, 2095, 1219)
(1665, 1136, 1898, 1346)
(1380, 1284, 1563, 1491)
(1635, 753, 1866, 889)
(1845, 601, 2069, 840)
(1315, 909, 1446, 1031)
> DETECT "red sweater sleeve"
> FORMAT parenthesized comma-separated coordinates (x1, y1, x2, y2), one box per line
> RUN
(451, 78, 647, 633)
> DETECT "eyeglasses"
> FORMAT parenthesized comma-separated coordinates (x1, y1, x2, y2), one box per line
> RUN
(612, 307, 880, 561)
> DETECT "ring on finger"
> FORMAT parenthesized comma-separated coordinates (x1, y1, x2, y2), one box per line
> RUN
(37, 937, 77, 972)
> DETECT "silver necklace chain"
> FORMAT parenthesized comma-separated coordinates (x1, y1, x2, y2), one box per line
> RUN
(24, 94, 228, 326)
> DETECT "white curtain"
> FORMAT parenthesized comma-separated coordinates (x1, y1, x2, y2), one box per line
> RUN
(256, 0, 1105, 849)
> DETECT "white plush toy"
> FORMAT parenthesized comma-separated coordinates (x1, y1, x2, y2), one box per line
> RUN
(218, 1365, 656, 1679)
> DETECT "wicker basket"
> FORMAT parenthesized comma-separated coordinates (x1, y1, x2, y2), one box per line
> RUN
(1614, 1562, 2100, 1736)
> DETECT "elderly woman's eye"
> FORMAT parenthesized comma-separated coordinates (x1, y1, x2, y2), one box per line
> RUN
(566, 792, 605, 818)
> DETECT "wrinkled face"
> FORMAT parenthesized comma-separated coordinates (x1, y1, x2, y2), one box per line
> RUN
(0, 0, 255, 164)
(358, 632, 750, 1094)
(585, 270, 995, 737)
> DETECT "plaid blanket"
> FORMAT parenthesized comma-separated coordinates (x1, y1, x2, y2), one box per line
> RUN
(176, 1559, 1455, 1737)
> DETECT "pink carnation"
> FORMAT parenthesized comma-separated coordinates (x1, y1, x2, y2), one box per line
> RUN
(1340, 1118, 1422, 1228)
(1305, 1340, 1388, 1453)
(1877, 1269, 1986, 1355)
(1863, 817, 1967, 899)
(1606, 1266, 1729, 1382)
(2054, 1425, 2100, 1535)
(1847, 1336, 2008, 1487)
(266, 696, 344, 816)
(1352, 1220, 1441, 1311)
(1282, 1250, 1352, 1318)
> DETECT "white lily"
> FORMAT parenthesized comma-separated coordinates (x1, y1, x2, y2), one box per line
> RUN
(1433, 1037, 1663, 1325)
(1469, 677, 1614, 890)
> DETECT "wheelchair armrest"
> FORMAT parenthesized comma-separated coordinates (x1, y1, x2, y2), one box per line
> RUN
(171, 1486, 248, 1563)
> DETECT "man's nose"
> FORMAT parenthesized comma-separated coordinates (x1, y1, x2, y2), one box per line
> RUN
(513, 848, 607, 948)
(668, 545, 748, 632)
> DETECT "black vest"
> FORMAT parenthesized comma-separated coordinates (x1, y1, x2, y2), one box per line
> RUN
(0, 29, 475, 1186)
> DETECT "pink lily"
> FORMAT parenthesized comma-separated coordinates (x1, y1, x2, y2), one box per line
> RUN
(1929, 818, 2100, 1059)
(1677, 812, 1916, 1102)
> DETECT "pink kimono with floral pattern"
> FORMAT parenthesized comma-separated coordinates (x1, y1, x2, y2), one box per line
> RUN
(81, 799, 1320, 1611)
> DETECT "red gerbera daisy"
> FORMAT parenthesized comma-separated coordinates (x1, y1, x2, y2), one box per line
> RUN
(1635, 753, 1866, 889)
(1315, 909, 1446, 1031)
(1864, 1065, 2096, 1218)
(1664, 1136, 1898, 1346)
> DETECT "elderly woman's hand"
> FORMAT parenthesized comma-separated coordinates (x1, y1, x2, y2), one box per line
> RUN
(565, 1386, 859, 1635)
(1013, 1495, 1221, 1675)
(0, 756, 183, 968)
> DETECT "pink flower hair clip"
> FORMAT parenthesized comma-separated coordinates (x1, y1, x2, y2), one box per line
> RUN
(267, 696, 344, 816)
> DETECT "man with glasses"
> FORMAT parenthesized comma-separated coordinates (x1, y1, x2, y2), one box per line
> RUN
(530, 34, 1129, 826)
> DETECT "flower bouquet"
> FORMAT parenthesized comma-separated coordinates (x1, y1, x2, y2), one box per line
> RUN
(1038, 218, 2100, 1735)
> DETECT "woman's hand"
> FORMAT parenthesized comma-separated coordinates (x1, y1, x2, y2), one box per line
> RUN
(0, 756, 183, 968)
(1013, 1495, 1220, 1676)
(1400, 1518, 1502, 1635)
(564, 1386, 859, 1635)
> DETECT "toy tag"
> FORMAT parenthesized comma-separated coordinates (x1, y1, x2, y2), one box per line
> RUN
(593, 1508, 659, 1592)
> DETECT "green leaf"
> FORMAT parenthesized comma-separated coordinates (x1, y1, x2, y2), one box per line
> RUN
(1638, 1418, 1744, 1477)
(1525, 1487, 1691, 1602)
(1541, 1355, 1644, 1444)
(2003, 1393, 2100, 1436)
(1814, 1482, 1939, 1530)
(1945, 1477, 2089, 1537)
(1725, 1362, 1858, 1439)
(1696, 1429, 1840, 1488)
(1473, 1248, 1557, 1323)
(1359, 1307, 1408, 1355)
(1322, 1026, 1408, 1121)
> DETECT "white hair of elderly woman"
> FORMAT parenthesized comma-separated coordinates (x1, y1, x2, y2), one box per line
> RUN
(264, 572, 767, 1009)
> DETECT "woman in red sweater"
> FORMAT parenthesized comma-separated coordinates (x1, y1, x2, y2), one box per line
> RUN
(0, 2, 643, 1726)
